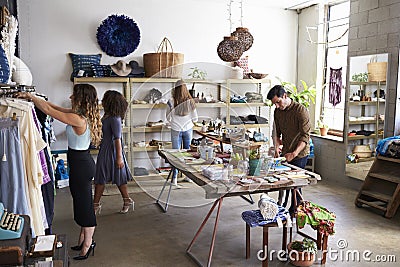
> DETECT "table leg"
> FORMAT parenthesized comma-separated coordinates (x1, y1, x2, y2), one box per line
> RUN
(282, 224, 287, 252)
(262, 226, 269, 267)
(317, 231, 322, 250)
(246, 224, 250, 259)
(289, 188, 298, 242)
(186, 198, 224, 267)
(156, 170, 173, 213)
(240, 194, 254, 204)
(321, 234, 328, 264)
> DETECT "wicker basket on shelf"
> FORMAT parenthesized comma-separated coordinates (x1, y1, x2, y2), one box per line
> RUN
(367, 62, 387, 82)
(352, 145, 372, 158)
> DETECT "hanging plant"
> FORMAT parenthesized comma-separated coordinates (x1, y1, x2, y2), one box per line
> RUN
(96, 14, 141, 57)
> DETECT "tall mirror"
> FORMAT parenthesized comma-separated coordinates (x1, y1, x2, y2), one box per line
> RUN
(345, 53, 389, 180)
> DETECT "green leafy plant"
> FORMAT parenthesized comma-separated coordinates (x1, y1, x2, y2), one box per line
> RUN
(317, 119, 329, 129)
(188, 67, 207, 80)
(291, 238, 317, 253)
(187, 67, 208, 95)
(248, 148, 260, 160)
(280, 80, 316, 108)
(351, 72, 368, 82)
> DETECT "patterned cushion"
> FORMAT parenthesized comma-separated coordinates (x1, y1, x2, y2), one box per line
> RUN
(91, 64, 112, 77)
(69, 53, 102, 81)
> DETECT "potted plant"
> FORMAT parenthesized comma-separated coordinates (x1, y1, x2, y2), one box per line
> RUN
(317, 120, 329, 136)
(287, 237, 317, 267)
(248, 147, 261, 176)
(187, 67, 207, 98)
(263, 79, 316, 109)
(281, 80, 316, 108)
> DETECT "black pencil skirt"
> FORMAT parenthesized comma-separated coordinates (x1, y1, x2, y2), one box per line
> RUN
(67, 148, 96, 227)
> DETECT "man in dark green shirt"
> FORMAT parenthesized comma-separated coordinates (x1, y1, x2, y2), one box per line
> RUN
(267, 85, 311, 211)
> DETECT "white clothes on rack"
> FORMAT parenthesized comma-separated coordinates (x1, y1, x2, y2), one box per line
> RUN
(0, 98, 48, 236)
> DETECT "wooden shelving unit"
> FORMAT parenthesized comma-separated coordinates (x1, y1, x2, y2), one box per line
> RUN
(345, 81, 386, 180)
(355, 156, 400, 218)
(74, 77, 272, 171)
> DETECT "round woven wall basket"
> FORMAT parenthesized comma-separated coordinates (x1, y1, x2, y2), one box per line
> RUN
(232, 27, 253, 52)
(217, 36, 244, 62)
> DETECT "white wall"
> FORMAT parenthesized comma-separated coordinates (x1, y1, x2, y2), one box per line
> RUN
(18, 0, 298, 149)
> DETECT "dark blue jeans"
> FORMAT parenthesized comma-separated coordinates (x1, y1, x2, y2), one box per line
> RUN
(281, 156, 308, 212)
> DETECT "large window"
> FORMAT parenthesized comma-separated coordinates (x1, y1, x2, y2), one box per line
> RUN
(321, 1, 349, 131)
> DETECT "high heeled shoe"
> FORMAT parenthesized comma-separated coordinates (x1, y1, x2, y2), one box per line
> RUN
(94, 202, 102, 215)
(73, 241, 96, 260)
(119, 197, 134, 214)
(70, 242, 83, 251)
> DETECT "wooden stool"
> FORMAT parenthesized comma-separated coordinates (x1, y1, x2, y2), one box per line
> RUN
(242, 210, 288, 267)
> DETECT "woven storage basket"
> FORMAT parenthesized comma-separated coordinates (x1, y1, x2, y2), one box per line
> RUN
(353, 145, 372, 158)
(367, 62, 387, 82)
(143, 37, 184, 78)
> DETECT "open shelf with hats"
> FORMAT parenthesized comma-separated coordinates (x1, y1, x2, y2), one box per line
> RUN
(345, 80, 386, 180)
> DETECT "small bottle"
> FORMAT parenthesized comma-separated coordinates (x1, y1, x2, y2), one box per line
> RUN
(201, 120, 207, 132)
(227, 164, 234, 181)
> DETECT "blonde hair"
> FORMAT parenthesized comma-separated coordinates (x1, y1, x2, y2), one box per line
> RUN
(72, 84, 102, 147)
(172, 80, 195, 116)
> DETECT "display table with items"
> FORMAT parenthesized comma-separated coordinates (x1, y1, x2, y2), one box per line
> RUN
(156, 149, 320, 267)
(0, 203, 69, 266)
(0, 203, 31, 266)
(24, 234, 69, 267)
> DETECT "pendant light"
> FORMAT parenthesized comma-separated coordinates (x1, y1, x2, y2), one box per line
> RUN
(217, 35, 243, 62)
(217, 0, 253, 62)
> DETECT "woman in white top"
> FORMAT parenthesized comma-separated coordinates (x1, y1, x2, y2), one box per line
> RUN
(166, 80, 198, 185)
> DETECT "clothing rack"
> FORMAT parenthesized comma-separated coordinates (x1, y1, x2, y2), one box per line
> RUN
(0, 85, 36, 96)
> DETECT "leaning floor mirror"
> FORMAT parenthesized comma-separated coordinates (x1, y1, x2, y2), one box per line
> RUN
(345, 53, 389, 180)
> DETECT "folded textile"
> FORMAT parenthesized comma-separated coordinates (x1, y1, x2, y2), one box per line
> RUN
(245, 92, 263, 103)
(230, 95, 247, 103)
(242, 207, 290, 227)
(247, 114, 268, 124)
(376, 135, 400, 157)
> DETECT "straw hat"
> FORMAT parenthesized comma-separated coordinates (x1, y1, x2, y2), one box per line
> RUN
(111, 60, 132, 76)
(128, 60, 144, 75)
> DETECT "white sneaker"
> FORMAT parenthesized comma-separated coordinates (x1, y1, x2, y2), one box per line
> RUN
(171, 177, 178, 186)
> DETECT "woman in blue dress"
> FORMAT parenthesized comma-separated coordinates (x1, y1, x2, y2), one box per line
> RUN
(93, 90, 133, 214)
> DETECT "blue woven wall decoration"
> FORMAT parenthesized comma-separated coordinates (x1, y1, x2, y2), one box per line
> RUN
(96, 14, 141, 57)
(0, 46, 10, 84)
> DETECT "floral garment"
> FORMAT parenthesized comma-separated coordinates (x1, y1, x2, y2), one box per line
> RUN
(297, 201, 336, 235)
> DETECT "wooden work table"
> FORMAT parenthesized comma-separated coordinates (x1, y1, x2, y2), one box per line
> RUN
(156, 149, 321, 267)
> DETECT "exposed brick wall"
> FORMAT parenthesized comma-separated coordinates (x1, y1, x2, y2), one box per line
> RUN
(349, 0, 400, 136)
